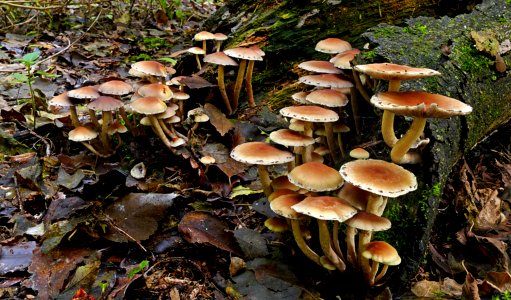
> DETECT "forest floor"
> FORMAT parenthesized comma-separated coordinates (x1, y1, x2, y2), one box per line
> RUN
(1, 1, 511, 299)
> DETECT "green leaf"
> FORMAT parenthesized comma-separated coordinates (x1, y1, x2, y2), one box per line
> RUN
(35, 70, 59, 78)
(11, 73, 29, 83)
(128, 260, 149, 278)
(15, 51, 41, 65)
(229, 185, 263, 199)
(158, 57, 177, 65)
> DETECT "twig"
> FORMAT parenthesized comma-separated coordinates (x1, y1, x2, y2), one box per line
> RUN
(0, 13, 37, 31)
(0, 1, 63, 10)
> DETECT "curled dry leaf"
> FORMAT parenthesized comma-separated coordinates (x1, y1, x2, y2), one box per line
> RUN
(204, 103, 233, 136)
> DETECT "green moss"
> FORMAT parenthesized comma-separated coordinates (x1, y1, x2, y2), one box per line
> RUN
(451, 44, 495, 78)
(403, 22, 429, 36)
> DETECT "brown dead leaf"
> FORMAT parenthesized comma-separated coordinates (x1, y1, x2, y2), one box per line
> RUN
(495, 160, 511, 187)
(462, 266, 481, 300)
(484, 271, 511, 293)
(204, 103, 233, 136)
(178, 211, 241, 255)
(216, 157, 248, 180)
(181, 75, 215, 89)
(475, 189, 502, 230)
(411, 280, 442, 298)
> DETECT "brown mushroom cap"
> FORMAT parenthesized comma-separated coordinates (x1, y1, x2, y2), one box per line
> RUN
(224, 47, 263, 61)
(87, 96, 124, 111)
(337, 182, 370, 210)
(137, 83, 173, 101)
(131, 61, 168, 77)
(349, 147, 370, 159)
(339, 159, 417, 197)
(48, 92, 74, 106)
(269, 129, 315, 147)
(370, 91, 473, 118)
(270, 193, 307, 219)
(299, 74, 354, 88)
(188, 47, 206, 55)
(345, 211, 391, 231)
(68, 86, 100, 99)
(130, 96, 167, 115)
(280, 105, 339, 122)
(98, 80, 133, 95)
(214, 32, 228, 41)
(362, 241, 401, 265)
(194, 31, 216, 41)
(291, 196, 357, 221)
(305, 89, 349, 108)
(298, 60, 342, 74)
(230, 142, 294, 165)
(69, 126, 98, 142)
(291, 91, 310, 104)
(264, 217, 289, 232)
(271, 175, 301, 192)
(288, 162, 344, 192)
(203, 52, 239, 66)
(330, 49, 361, 69)
(353, 63, 441, 80)
(315, 38, 352, 54)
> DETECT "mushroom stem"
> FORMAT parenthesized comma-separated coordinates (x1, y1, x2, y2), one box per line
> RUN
(302, 122, 314, 163)
(345, 225, 358, 266)
(318, 219, 346, 271)
(332, 221, 347, 262)
(159, 119, 177, 138)
(100, 111, 112, 153)
(324, 122, 338, 162)
(148, 115, 176, 151)
(390, 117, 427, 164)
(337, 131, 346, 158)
(88, 108, 100, 128)
(194, 54, 202, 70)
(245, 60, 256, 107)
(215, 41, 222, 52)
(374, 264, 389, 284)
(369, 260, 380, 285)
(202, 40, 207, 54)
(382, 110, 399, 147)
(80, 142, 110, 157)
(217, 65, 233, 114)
(350, 87, 361, 135)
(358, 230, 373, 281)
(388, 79, 401, 92)
(258, 165, 273, 197)
(119, 106, 136, 135)
(352, 68, 371, 103)
(69, 106, 81, 127)
(232, 59, 247, 111)
(291, 219, 321, 266)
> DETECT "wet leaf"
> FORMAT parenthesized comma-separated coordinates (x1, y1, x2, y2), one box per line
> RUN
(201, 143, 229, 164)
(234, 228, 269, 259)
(41, 216, 89, 253)
(58, 258, 101, 300)
(204, 103, 233, 136)
(216, 157, 248, 180)
(103, 193, 178, 242)
(0, 241, 36, 275)
(44, 196, 91, 223)
(56, 167, 85, 190)
(181, 75, 215, 89)
(178, 211, 241, 255)
(474, 189, 501, 230)
(462, 269, 480, 300)
(229, 185, 263, 199)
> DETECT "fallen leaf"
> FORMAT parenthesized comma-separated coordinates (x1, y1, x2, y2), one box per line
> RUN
(474, 189, 501, 230)
(0, 241, 36, 275)
(411, 280, 442, 298)
(56, 167, 85, 190)
(234, 228, 269, 259)
(462, 269, 481, 300)
(204, 103, 233, 136)
(181, 75, 215, 89)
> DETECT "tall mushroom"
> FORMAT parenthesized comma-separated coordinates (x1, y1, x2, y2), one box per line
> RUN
(68, 85, 101, 128)
(98, 80, 134, 133)
(87, 96, 124, 153)
(193, 31, 216, 54)
(203, 52, 238, 114)
(48, 92, 80, 127)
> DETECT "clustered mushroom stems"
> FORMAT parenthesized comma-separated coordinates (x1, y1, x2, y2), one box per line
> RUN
(318, 219, 346, 271)
(69, 106, 81, 128)
(381, 79, 402, 147)
(80, 141, 111, 158)
(302, 122, 314, 162)
(349, 86, 361, 135)
(290, 219, 322, 266)
(232, 59, 247, 110)
(352, 69, 371, 103)
(99, 110, 113, 153)
(148, 115, 178, 151)
(118, 106, 136, 134)
(390, 116, 427, 164)
(323, 122, 339, 162)
(88, 107, 100, 128)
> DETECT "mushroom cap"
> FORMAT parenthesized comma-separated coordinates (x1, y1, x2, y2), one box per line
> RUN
(339, 159, 417, 197)
(330, 49, 361, 69)
(313, 145, 330, 156)
(194, 31, 216, 41)
(298, 60, 342, 74)
(230, 142, 294, 165)
(87, 96, 124, 111)
(68, 86, 100, 99)
(269, 129, 315, 147)
(315, 38, 352, 54)
(289, 119, 307, 131)
(188, 47, 206, 55)
(130, 96, 167, 115)
(280, 105, 339, 122)
(271, 175, 301, 192)
(156, 107, 177, 119)
(268, 189, 300, 202)
(299, 74, 354, 88)
(214, 32, 228, 41)
(370, 91, 473, 118)
(137, 83, 173, 101)
(48, 92, 74, 107)
(264, 217, 289, 232)
(270, 193, 306, 220)
(172, 91, 190, 100)
(165, 115, 181, 124)
(362, 241, 401, 265)
(98, 80, 133, 95)
(305, 89, 349, 108)
(249, 45, 265, 57)
(108, 121, 128, 134)
(204, 52, 239, 66)
(291, 196, 357, 221)
(345, 211, 391, 231)
(288, 162, 344, 192)
(200, 155, 216, 165)
(131, 61, 168, 77)
(337, 182, 371, 210)
(291, 91, 310, 104)
(353, 63, 441, 80)
(224, 47, 263, 61)
(349, 147, 370, 159)
(69, 126, 98, 142)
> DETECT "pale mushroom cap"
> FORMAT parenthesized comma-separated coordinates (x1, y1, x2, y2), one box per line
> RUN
(264, 217, 289, 232)
(87, 96, 124, 111)
(288, 162, 344, 192)
(269, 129, 315, 147)
(280, 105, 339, 122)
(298, 60, 342, 74)
(224, 47, 263, 61)
(131, 61, 168, 77)
(339, 159, 417, 197)
(68, 86, 100, 99)
(370, 91, 473, 118)
(299, 74, 354, 88)
(349, 147, 370, 159)
(305, 89, 349, 108)
(337, 182, 370, 210)
(330, 49, 361, 69)
(345, 211, 391, 231)
(156, 107, 177, 119)
(130, 96, 167, 115)
(315, 38, 352, 54)
(270, 193, 306, 220)
(291, 91, 310, 104)
(69, 126, 98, 141)
(353, 63, 441, 80)
(362, 241, 401, 265)
(188, 47, 206, 55)
(249, 45, 265, 57)
(138, 83, 173, 101)
(108, 121, 128, 134)
(165, 115, 181, 124)
(230, 142, 294, 165)
(313, 145, 330, 156)
(173, 91, 190, 100)
(214, 32, 228, 41)
(200, 156, 216, 165)
(291, 196, 357, 221)
(289, 119, 306, 131)
(268, 189, 299, 202)
(48, 92, 73, 107)
(271, 175, 301, 192)
(203, 52, 239, 66)
(194, 31, 216, 41)
(98, 80, 133, 95)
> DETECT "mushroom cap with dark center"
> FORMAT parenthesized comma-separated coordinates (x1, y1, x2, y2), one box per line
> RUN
(298, 60, 342, 74)
(353, 63, 441, 80)
(291, 91, 310, 104)
(280, 105, 339, 122)
(87, 96, 124, 111)
(224, 47, 263, 61)
(131, 61, 168, 77)
(291, 196, 357, 221)
(370, 91, 473, 118)
(339, 159, 417, 197)
(288, 162, 344, 192)
(270, 193, 307, 220)
(98, 80, 133, 95)
(305, 89, 349, 108)
(362, 241, 401, 265)
(68, 86, 100, 99)
(203, 52, 239, 66)
(194, 31, 216, 41)
(345, 211, 391, 231)
(130, 96, 167, 115)
(330, 49, 361, 69)
(315, 38, 352, 54)
(230, 142, 294, 165)
(69, 126, 98, 142)
(299, 74, 354, 88)
(137, 83, 173, 101)
(270, 129, 315, 147)
(48, 92, 74, 107)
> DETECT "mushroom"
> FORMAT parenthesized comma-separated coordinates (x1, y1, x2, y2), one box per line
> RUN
(361, 241, 401, 285)
(87, 96, 124, 153)
(298, 60, 343, 74)
(193, 31, 216, 54)
(370, 91, 472, 164)
(130, 60, 170, 83)
(264, 216, 289, 233)
(48, 92, 80, 127)
(68, 85, 101, 128)
(230, 141, 294, 197)
(98, 80, 135, 134)
(213, 33, 228, 52)
(68, 126, 109, 157)
(137, 83, 173, 101)
(287, 161, 344, 193)
(315, 38, 352, 55)
(187, 47, 206, 70)
(349, 147, 370, 159)
(203, 52, 238, 114)
(245, 45, 265, 107)
(269, 128, 315, 170)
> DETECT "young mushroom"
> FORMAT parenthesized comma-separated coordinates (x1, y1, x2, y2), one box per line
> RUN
(193, 31, 216, 54)
(48, 91, 80, 127)
(362, 241, 401, 286)
(67, 85, 101, 127)
(87, 96, 124, 153)
(68, 126, 109, 157)
(130, 61, 170, 83)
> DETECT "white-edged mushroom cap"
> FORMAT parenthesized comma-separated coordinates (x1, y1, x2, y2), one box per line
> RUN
(87, 96, 124, 111)
(269, 129, 315, 147)
(330, 49, 361, 69)
(280, 105, 339, 122)
(68, 126, 98, 142)
(298, 60, 342, 74)
(130, 96, 167, 115)
(131, 61, 168, 77)
(353, 63, 441, 80)
(291, 196, 357, 221)
(288, 162, 344, 192)
(362, 241, 401, 265)
(194, 31, 216, 41)
(345, 211, 391, 231)
(230, 142, 294, 165)
(137, 83, 173, 101)
(224, 47, 263, 61)
(98, 80, 133, 95)
(315, 38, 352, 54)
(299, 74, 354, 88)
(68, 86, 100, 99)
(204, 52, 239, 66)
(305, 89, 349, 108)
